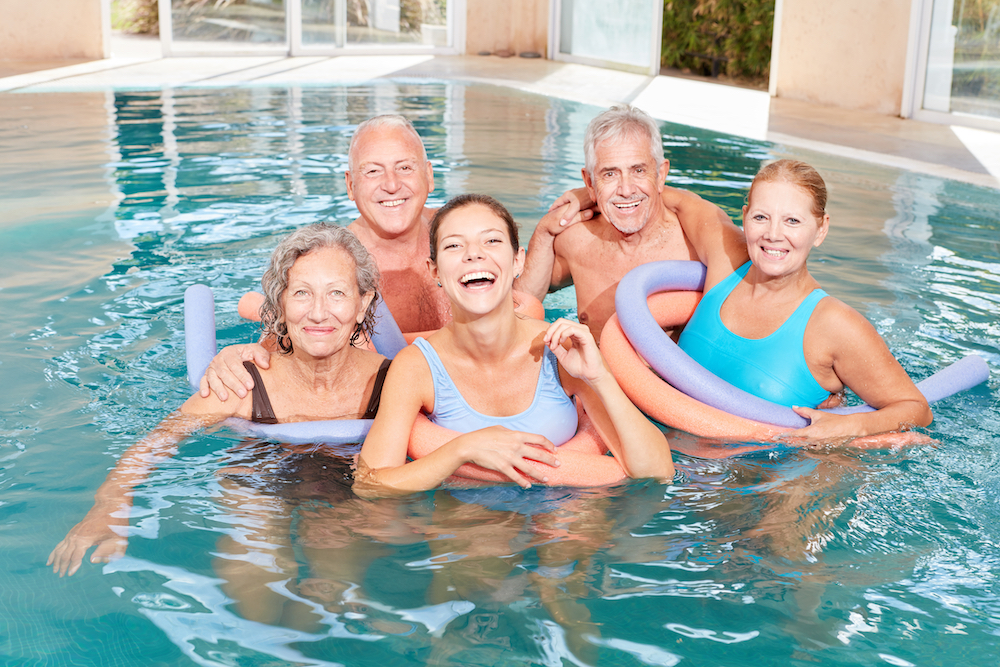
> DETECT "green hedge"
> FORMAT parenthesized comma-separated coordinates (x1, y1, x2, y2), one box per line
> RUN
(112, 0, 159, 35)
(661, 0, 774, 84)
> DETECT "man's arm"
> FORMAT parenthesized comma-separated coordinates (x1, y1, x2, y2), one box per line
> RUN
(662, 186, 748, 281)
(517, 205, 576, 302)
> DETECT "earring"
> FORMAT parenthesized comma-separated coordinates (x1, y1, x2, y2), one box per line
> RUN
(515, 273, 520, 279)
(437, 281, 442, 287)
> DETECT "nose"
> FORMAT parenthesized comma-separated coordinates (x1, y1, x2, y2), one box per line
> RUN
(463, 242, 485, 261)
(763, 217, 783, 240)
(618, 172, 638, 196)
(307, 294, 328, 321)
(381, 168, 401, 193)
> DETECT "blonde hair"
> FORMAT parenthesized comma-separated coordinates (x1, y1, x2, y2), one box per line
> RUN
(748, 159, 827, 220)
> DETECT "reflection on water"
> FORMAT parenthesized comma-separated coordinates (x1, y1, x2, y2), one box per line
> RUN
(1, 82, 999, 666)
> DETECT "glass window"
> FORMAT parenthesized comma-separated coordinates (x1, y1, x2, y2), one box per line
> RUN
(923, 0, 1000, 119)
(556, 0, 660, 73)
(171, 0, 288, 46)
(302, 0, 448, 47)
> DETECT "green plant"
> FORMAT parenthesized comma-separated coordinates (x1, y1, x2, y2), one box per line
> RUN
(662, 0, 774, 84)
(112, 0, 159, 35)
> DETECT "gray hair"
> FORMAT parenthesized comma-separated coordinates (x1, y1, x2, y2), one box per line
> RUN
(583, 104, 665, 176)
(260, 223, 381, 353)
(348, 114, 427, 171)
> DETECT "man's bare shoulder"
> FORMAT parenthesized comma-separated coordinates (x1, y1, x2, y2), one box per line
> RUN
(551, 216, 606, 260)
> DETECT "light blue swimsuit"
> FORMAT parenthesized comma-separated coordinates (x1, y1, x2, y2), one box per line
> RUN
(677, 262, 831, 408)
(413, 337, 578, 445)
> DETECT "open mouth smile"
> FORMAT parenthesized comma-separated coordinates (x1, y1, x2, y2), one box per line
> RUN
(379, 198, 406, 208)
(612, 198, 643, 211)
(459, 271, 497, 288)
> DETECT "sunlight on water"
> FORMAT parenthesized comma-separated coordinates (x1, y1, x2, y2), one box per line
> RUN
(1, 82, 998, 666)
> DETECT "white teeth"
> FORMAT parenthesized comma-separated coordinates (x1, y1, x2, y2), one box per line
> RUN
(615, 201, 641, 210)
(380, 199, 405, 207)
(763, 248, 786, 257)
(460, 271, 497, 284)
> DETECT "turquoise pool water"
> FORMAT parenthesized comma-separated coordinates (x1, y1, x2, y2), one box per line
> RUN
(2, 82, 999, 666)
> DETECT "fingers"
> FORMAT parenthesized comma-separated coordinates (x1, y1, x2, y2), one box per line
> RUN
(561, 205, 595, 228)
(48, 539, 88, 577)
(207, 358, 255, 401)
(548, 193, 572, 212)
(792, 406, 816, 421)
(92, 537, 128, 564)
(205, 368, 233, 401)
(247, 345, 271, 370)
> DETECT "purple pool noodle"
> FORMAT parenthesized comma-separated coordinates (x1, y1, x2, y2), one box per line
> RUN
(184, 285, 217, 393)
(615, 261, 990, 428)
(184, 284, 376, 442)
(371, 297, 408, 359)
(224, 417, 373, 445)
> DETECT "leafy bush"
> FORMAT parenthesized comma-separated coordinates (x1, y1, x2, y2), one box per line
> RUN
(661, 0, 774, 85)
(112, 0, 159, 35)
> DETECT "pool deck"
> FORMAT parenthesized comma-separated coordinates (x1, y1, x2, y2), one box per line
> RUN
(2, 34, 998, 190)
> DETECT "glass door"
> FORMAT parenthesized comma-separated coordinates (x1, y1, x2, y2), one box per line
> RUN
(914, 0, 1000, 128)
(551, 0, 663, 76)
(162, 0, 458, 56)
(163, 0, 289, 54)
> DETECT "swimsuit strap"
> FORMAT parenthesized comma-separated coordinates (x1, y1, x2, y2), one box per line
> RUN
(243, 361, 278, 424)
(362, 358, 392, 420)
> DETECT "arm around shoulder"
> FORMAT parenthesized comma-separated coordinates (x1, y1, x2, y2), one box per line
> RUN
(518, 209, 575, 301)
(662, 186, 747, 273)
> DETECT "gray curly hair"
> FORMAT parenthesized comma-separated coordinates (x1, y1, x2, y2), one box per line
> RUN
(583, 104, 665, 177)
(260, 223, 380, 354)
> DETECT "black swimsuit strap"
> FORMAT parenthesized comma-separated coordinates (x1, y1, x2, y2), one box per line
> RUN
(362, 359, 392, 420)
(243, 361, 278, 424)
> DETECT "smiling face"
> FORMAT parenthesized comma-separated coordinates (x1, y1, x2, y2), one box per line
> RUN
(742, 180, 829, 278)
(281, 245, 374, 359)
(429, 203, 525, 316)
(582, 135, 670, 236)
(345, 124, 434, 238)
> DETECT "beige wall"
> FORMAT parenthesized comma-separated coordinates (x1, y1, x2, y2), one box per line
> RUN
(0, 0, 107, 60)
(465, 0, 547, 56)
(772, 0, 912, 115)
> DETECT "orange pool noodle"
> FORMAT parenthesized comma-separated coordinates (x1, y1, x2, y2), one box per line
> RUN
(601, 291, 932, 448)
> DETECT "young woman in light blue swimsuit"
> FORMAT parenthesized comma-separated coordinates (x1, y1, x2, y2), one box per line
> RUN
(355, 194, 672, 496)
(677, 159, 932, 440)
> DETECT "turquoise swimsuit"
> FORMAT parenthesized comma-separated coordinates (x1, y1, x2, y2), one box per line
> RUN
(413, 337, 578, 445)
(677, 262, 831, 408)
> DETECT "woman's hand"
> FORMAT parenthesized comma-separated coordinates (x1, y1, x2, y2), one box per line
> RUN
(547, 187, 597, 229)
(47, 508, 129, 577)
(455, 426, 560, 489)
(544, 319, 606, 386)
(198, 343, 271, 401)
(787, 406, 876, 444)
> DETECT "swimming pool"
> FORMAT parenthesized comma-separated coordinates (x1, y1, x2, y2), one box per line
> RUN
(2, 81, 999, 666)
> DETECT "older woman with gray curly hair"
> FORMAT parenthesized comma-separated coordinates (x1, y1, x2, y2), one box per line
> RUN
(49, 223, 390, 577)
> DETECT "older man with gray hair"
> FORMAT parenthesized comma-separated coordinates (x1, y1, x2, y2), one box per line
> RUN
(518, 104, 747, 339)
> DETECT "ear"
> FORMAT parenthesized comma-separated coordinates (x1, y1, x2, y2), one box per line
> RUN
(427, 257, 439, 286)
(513, 246, 526, 278)
(656, 159, 670, 191)
(345, 170, 356, 201)
(425, 160, 434, 192)
(741, 203, 749, 223)
(813, 213, 830, 248)
(358, 290, 375, 323)
(581, 167, 596, 200)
